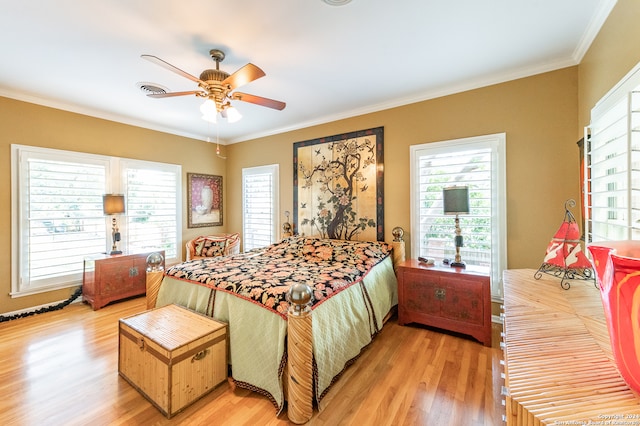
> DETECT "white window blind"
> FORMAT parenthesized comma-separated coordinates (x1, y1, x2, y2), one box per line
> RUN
(410, 134, 507, 297)
(13, 148, 109, 294)
(243, 165, 279, 251)
(586, 62, 640, 242)
(12, 145, 182, 297)
(123, 161, 180, 260)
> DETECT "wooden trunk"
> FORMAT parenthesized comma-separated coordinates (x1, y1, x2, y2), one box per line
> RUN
(118, 304, 227, 418)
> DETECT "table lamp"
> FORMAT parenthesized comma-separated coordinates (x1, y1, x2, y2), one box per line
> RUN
(103, 194, 125, 255)
(443, 186, 470, 268)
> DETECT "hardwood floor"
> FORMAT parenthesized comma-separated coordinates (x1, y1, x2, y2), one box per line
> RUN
(0, 297, 504, 425)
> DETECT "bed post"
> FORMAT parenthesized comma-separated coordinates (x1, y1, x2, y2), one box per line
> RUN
(287, 283, 314, 424)
(390, 226, 406, 272)
(145, 252, 165, 309)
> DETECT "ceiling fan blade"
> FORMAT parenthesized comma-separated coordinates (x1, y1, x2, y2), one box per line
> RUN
(147, 90, 204, 98)
(141, 54, 202, 84)
(222, 63, 266, 90)
(232, 92, 286, 110)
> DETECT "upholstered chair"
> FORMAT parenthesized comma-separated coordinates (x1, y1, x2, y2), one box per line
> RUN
(185, 233, 241, 261)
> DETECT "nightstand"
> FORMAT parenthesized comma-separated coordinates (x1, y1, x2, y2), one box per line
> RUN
(83, 251, 164, 310)
(397, 259, 491, 346)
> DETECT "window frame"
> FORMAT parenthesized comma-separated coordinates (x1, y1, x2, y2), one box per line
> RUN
(11, 144, 182, 297)
(120, 158, 182, 260)
(585, 60, 640, 243)
(409, 133, 507, 297)
(242, 164, 280, 251)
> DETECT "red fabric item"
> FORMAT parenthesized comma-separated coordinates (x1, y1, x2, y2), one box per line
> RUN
(542, 221, 592, 269)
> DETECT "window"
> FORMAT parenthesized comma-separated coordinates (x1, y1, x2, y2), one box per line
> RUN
(122, 160, 180, 260)
(586, 61, 640, 242)
(410, 133, 507, 297)
(11, 145, 181, 297)
(12, 148, 109, 294)
(242, 165, 279, 251)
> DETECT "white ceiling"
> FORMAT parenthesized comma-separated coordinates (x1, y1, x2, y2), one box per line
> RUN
(0, 0, 616, 144)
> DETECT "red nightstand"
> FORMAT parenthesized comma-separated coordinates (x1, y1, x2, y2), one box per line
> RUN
(397, 259, 491, 346)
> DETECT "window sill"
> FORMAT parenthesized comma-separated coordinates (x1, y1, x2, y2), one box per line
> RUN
(10, 281, 81, 299)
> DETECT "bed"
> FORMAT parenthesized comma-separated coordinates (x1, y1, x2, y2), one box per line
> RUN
(146, 235, 404, 421)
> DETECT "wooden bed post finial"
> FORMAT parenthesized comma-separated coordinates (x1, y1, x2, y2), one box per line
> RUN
(390, 226, 406, 271)
(286, 284, 314, 424)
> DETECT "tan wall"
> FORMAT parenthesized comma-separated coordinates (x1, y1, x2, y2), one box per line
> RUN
(578, 0, 640, 132)
(227, 67, 581, 272)
(0, 97, 226, 313)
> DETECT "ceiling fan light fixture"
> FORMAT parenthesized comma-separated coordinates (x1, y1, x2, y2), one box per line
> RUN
(200, 99, 218, 123)
(225, 106, 242, 123)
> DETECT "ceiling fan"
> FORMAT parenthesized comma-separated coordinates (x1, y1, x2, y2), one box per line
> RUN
(141, 49, 286, 123)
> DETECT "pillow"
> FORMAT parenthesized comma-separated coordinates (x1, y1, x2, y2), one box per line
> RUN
(266, 236, 307, 257)
(195, 240, 206, 256)
(224, 233, 240, 255)
(196, 233, 242, 257)
(202, 238, 227, 257)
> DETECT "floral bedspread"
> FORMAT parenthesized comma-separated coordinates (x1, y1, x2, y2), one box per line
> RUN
(164, 236, 392, 319)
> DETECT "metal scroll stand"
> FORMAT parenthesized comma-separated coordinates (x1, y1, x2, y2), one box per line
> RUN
(534, 199, 595, 290)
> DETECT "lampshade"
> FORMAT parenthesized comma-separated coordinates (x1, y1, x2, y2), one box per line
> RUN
(443, 186, 470, 215)
(225, 106, 242, 123)
(200, 99, 217, 123)
(103, 194, 125, 215)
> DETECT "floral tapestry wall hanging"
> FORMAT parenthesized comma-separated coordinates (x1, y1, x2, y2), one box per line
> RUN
(187, 173, 223, 227)
(293, 126, 384, 241)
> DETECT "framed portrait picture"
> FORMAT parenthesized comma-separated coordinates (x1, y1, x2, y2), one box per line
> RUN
(187, 173, 223, 228)
(293, 126, 384, 241)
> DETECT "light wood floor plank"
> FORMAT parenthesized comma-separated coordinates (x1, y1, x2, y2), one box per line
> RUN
(0, 297, 503, 425)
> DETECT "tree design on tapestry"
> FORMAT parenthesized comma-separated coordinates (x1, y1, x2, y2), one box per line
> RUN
(295, 128, 383, 241)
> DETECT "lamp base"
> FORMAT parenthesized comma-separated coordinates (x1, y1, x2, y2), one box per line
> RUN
(450, 261, 466, 268)
(110, 250, 123, 255)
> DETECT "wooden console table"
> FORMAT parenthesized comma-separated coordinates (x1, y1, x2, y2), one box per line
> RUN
(502, 269, 640, 425)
